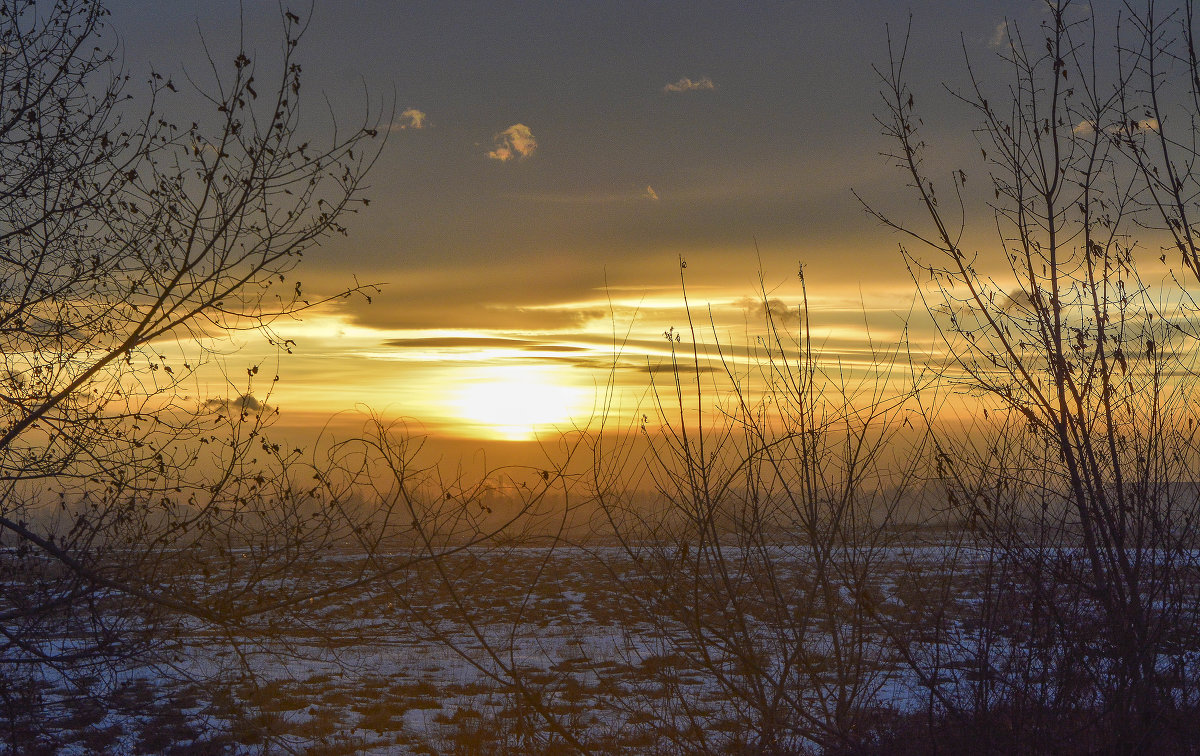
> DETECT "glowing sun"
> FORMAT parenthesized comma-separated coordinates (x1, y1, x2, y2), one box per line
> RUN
(452, 364, 591, 440)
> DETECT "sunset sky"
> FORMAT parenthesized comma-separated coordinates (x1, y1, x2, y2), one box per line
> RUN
(110, 1, 1091, 447)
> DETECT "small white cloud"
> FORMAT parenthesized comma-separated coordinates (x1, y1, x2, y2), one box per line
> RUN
(643, 185, 659, 201)
(488, 123, 537, 162)
(990, 20, 1009, 48)
(391, 108, 427, 131)
(663, 76, 715, 93)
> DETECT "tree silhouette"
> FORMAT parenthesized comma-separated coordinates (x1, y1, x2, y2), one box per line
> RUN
(0, 0, 386, 712)
(860, 1, 1200, 749)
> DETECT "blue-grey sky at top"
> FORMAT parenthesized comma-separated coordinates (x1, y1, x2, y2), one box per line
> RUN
(106, 1, 1084, 332)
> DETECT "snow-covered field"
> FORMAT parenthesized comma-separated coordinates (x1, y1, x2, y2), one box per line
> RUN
(11, 542, 1200, 753)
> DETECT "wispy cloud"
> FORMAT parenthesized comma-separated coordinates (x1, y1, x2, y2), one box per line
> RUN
(1073, 118, 1159, 135)
(737, 297, 800, 327)
(663, 76, 715, 93)
(640, 363, 718, 375)
(382, 336, 592, 355)
(488, 123, 537, 162)
(989, 20, 1009, 48)
(1001, 289, 1032, 311)
(204, 393, 266, 414)
(511, 185, 661, 204)
(391, 108, 427, 131)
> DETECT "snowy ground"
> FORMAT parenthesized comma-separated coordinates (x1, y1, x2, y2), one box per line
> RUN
(11, 541, 1198, 753)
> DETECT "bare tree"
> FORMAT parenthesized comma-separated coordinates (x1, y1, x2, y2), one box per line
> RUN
(381, 264, 926, 754)
(1120, 1, 1200, 290)
(575, 267, 924, 754)
(861, 1, 1200, 750)
(0, 0, 402, 745)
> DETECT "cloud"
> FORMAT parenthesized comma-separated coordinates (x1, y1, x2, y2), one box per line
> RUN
(338, 293, 606, 332)
(640, 362, 718, 375)
(663, 76, 715, 93)
(989, 20, 1009, 48)
(488, 123, 537, 161)
(510, 185, 662, 205)
(1000, 289, 1032, 311)
(204, 393, 266, 414)
(383, 336, 592, 353)
(390, 108, 427, 131)
(527, 344, 589, 353)
(384, 336, 539, 349)
(1072, 118, 1159, 135)
(737, 296, 800, 327)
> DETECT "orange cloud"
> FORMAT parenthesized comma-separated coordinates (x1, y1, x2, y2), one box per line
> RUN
(391, 108, 427, 131)
(663, 76, 715, 93)
(488, 123, 537, 161)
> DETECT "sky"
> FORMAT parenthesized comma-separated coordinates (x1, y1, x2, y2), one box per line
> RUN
(106, 1, 1094, 450)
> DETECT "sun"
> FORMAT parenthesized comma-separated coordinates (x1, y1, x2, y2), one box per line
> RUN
(452, 364, 591, 440)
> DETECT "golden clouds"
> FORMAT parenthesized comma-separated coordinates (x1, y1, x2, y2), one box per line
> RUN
(391, 108, 427, 130)
(488, 123, 537, 161)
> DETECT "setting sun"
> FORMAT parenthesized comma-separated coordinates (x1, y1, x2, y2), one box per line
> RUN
(451, 364, 593, 440)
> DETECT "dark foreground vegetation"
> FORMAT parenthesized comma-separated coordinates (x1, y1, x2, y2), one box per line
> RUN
(5, 0, 1200, 753)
